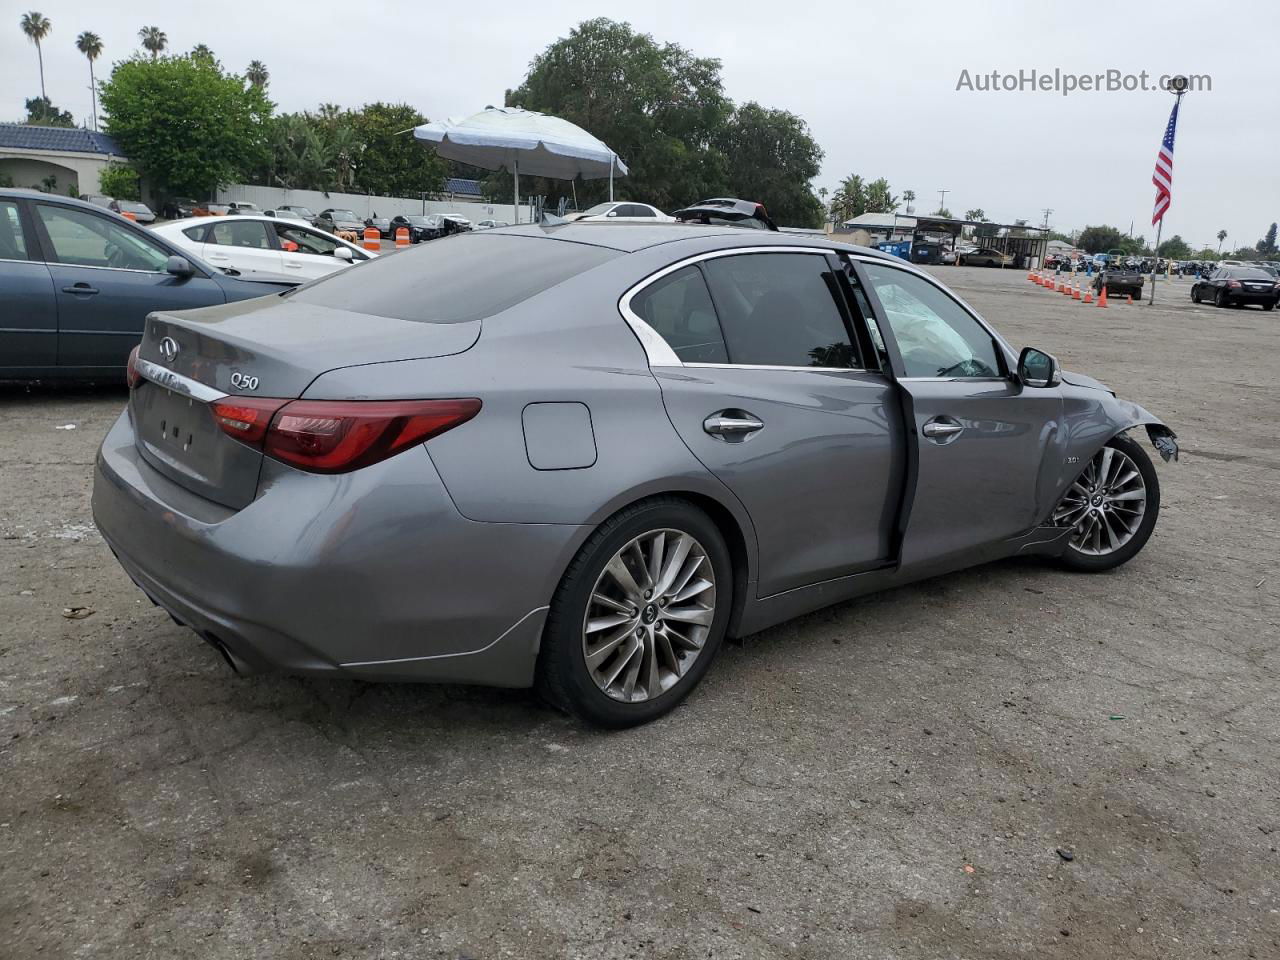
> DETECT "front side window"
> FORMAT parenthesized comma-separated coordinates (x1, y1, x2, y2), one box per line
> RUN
(629, 266, 728, 364)
(210, 220, 271, 249)
(0, 201, 29, 260)
(861, 261, 1001, 378)
(275, 225, 340, 257)
(36, 205, 170, 272)
(701, 253, 858, 368)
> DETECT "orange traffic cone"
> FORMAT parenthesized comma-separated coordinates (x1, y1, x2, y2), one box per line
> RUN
(1027, 270, 1035, 281)
(1126, 294, 1133, 305)
(1084, 287, 1094, 303)
(362, 226, 380, 251)
(1073, 282, 1081, 300)
(395, 227, 410, 248)
(1098, 285, 1108, 308)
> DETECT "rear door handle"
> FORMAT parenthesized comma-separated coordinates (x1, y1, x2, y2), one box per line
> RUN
(61, 283, 99, 296)
(703, 411, 764, 441)
(922, 417, 964, 441)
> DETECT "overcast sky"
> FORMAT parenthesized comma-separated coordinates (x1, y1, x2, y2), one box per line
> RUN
(5, 0, 1275, 247)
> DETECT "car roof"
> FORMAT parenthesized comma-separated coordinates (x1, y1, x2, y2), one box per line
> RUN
(0, 187, 121, 212)
(481, 220, 895, 259)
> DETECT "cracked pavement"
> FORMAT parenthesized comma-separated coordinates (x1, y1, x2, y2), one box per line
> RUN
(1, 267, 1277, 958)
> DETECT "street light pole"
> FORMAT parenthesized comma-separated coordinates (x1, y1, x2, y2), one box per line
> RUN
(937, 189, 949, 214)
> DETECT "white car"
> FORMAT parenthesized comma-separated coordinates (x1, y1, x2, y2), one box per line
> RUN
(569, 201, 673, 223)
(151, 215, 375, 282)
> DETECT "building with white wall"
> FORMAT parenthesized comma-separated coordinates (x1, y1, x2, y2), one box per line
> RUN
(0, 124, 126, 197)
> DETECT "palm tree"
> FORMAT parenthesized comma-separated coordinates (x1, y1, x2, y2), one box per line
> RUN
(75, 31, 103, 131)
(902, 189, 915, 214)
(246, 59, 268, 88)
(20, 12, 52, 118)
(190, 43, 215, 64)
(1216, 229, 1228, 253)
(138, 25, 167, 58)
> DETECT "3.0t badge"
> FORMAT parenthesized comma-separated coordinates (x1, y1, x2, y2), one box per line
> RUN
(230, 372, 259, 391)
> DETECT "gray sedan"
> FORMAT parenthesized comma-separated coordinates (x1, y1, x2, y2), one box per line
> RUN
(92, 224, 1178, 727)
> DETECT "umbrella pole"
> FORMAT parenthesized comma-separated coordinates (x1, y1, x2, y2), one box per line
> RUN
(513, 157, 520, 224)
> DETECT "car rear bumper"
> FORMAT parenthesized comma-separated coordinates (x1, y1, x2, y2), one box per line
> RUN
(92, 409, 587, 686)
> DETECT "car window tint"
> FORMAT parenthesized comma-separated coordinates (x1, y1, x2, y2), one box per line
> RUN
(630, 266, 728, 364)
(861, 262, 1001, 378)
(0, 201, 28, 260)
(701, 253, 858, 368)
(210, 220, 271, 249)
(36, 204, 170, 272)
(276, 225, 340, 257)
(288, 234, 620, 322)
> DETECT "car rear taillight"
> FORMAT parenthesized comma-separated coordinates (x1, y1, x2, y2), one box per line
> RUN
(210, 397, 481, 473)
(211, 396, 289, 446)
(126, 345, 142, 389)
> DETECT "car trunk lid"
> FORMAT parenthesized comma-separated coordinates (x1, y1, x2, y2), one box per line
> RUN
(131, 296, 480, 509)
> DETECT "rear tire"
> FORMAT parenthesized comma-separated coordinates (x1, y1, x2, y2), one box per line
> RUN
(536, 498, 732, 728)
(1191, 287, 1201, 303)
(1053, 434, 1160, 573)
(1216, 289, 1228, 308)
(1265, 302, 1275, 311)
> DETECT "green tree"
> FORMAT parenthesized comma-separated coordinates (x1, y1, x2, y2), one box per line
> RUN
(1077, 224, 1126, 254)
(1156, 235, 1191, 259)
(716, 102, 823, 227)
(1216, 229, 1227, 253)
(138, 25, 166, 58)
(1257, 222, 1278, 256)
(100, 54, 271, 199)
(829, 174, 865, 224)
(190, 44, 216, 66)
(901, 189, 915, 212)
(506, 18, 732, 212)
(246, 59, 268, 88)
(934, 207, 952, 219)
(863, 178, 897, 215)
(24, 96, 72, 126)
(20, 12, 52, 114)
(98, 161, 141, 200)
(348, 102, 447, 196)
(75, 31, 103, 131)
(964, 208, 986, 221)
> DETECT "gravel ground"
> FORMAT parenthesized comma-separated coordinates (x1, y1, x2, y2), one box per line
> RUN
(1, 266, 1277, 959)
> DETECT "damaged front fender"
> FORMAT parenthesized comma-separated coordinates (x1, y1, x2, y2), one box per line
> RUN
(1146, 423, 1180, 462)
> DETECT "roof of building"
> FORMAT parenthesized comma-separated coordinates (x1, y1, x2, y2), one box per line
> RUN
(443, 177, 483, 197)
(842, 212, 917, 230)
(0, 123, 123, 156)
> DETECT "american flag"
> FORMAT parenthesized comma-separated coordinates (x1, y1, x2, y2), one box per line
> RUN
(1151, 101, 1180, 226)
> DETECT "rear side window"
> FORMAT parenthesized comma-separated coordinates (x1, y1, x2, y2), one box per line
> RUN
(0, 201, 28, 260)
(182, 224, 208, 241)
(629, 266, 727, 363)
(289, 234, 620, 322)
(702, 253, 859, 368)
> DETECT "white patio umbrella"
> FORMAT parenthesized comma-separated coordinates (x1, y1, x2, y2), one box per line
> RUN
(414, 107, 628, 223)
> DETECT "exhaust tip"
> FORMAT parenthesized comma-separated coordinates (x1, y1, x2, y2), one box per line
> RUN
(201, 633, 250, 675)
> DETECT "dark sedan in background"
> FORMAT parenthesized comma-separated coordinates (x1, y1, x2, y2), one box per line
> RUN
(0, 189, 291, 380)
(1191, 266, 1280, 309)
(389, 214, 443, 243)
(313, 208, 365, 236)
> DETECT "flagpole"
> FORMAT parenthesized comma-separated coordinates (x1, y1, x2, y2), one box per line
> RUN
(1149, 79, 1187, 306)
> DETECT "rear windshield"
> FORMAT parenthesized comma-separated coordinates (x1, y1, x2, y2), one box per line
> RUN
(287, 234, 620, 322)
(1229, 267, 1273, 280)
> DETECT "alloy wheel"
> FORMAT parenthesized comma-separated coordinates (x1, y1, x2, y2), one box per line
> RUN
(582, 529, 717, 703)
(1053, 446, 1148, 556)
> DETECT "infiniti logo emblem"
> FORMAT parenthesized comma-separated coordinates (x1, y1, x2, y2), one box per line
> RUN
(158, 336, 180, 363)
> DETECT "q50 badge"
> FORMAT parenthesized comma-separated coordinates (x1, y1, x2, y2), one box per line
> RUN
(230, 372, 259, 391)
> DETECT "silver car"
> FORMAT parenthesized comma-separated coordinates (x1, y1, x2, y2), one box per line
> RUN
(92, 224, 1179, 727)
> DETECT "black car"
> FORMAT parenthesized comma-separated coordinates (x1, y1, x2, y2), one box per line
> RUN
(389, 214, 442, 243)
(366, 217, 392, 239)
(0, 189, 293, 379)
(1191, 266, 1280, 309)
(672, 197, 778, 231)
(162, 197, 201, 219)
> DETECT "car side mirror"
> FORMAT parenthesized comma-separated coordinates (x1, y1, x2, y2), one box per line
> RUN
(334, 246, 353, 261)
(1018, 346, 1061, 388)
(165, 255, 194, 278)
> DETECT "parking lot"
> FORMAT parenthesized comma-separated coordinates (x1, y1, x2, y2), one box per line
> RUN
(1, 265, 1277, 959)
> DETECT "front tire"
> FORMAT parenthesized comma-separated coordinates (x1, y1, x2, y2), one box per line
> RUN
(1053, 434, 1160, 572)
(1192, 287, 1201, 303)
(536, 498, 732, 727)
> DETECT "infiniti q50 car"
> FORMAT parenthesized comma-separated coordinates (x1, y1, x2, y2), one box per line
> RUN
(92, 223, 1178, 727)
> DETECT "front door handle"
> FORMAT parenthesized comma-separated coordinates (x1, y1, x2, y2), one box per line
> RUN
(703, 410, 764, 441)
(922, 417, 964, 441)
(61, 283, 99, 296)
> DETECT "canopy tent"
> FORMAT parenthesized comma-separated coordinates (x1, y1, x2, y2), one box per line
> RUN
(413, 107, 627, 223)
